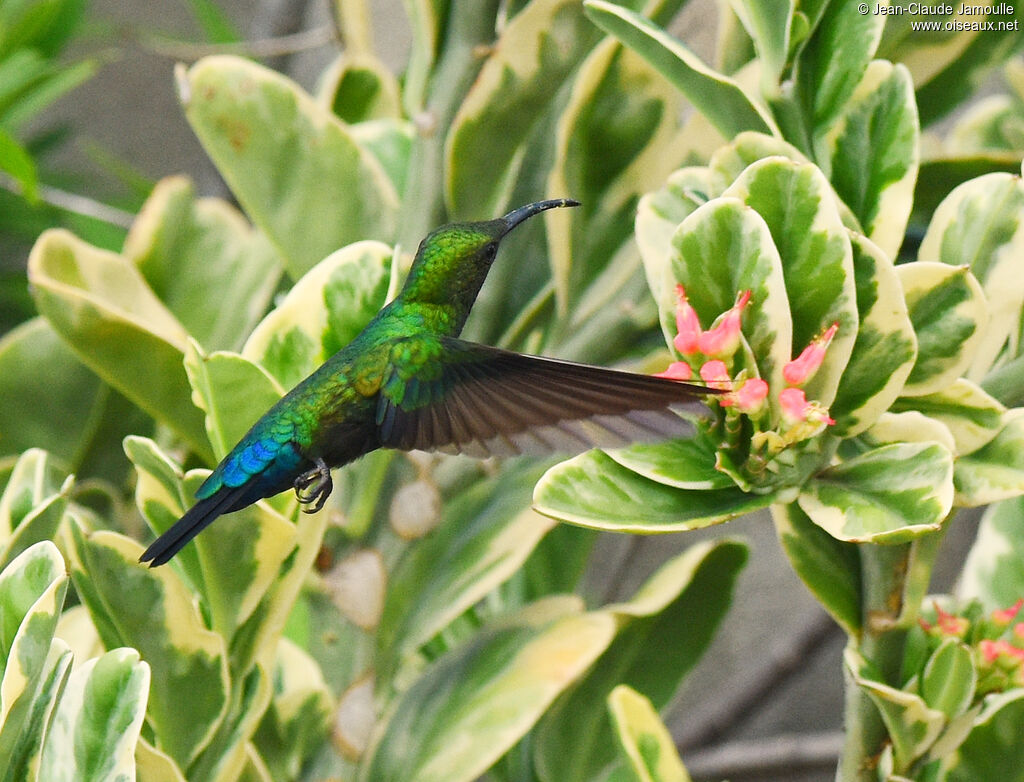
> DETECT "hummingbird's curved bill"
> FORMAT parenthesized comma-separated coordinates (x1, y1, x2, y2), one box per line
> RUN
(139, 199, 723, 566)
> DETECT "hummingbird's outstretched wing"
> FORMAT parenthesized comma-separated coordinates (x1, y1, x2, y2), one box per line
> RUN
(376, 337, 724, 458)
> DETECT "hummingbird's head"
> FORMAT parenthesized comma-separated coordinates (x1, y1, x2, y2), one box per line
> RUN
(401, 199, 580, 311)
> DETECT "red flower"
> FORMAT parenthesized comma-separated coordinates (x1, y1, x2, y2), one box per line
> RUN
(655, 361, 693, 381)
(697, 290, 750, 359)
(783, 322, 839, 386)
(672, 285, 702, 355)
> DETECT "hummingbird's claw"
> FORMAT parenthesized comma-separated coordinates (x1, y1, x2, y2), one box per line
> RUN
(294, 457, 332, 513)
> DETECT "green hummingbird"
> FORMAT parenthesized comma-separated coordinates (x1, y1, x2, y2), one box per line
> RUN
(140, 199, 721, 566)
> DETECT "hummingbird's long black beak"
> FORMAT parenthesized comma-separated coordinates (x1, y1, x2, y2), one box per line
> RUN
(500, 198, 580, 235)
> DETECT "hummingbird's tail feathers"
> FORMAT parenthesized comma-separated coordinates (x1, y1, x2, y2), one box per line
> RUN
(377, 337, 722, 458)
(139, 483, 250, 567)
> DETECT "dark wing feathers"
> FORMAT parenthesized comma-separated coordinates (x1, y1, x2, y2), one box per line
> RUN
(377, 337, 720, 457)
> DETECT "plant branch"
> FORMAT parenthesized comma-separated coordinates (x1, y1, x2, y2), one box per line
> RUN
(140, 25, 338, 61)
(0, 173, 134, 228)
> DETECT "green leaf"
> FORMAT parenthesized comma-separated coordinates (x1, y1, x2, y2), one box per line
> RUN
(0, 124, 38, 202)
(798, 442, 954, 543)
(772, 502, 861, 635)
(829, 232, 917, 437)
(122, 176, 283, 352)
(243, 241, 393, 389)
(351, 119, 414, 195)
(606, 685, 691, 782)
(724, 157, 859, 405)
(39, 648, 150, 782)
(583, 0, 775, 140)
(65, 523, 229, 771)
(184, 0, 241, 42)
(912, 154, 1024, 234)
(252, 638, 332, 782)
(954, 409, 1024, 506)
(794, 0, 885, 134)
(134, 737, 188, 782)
(446, 0, 602, 219)
(0, 318, 148, 483)
(378, 463, 555, 684)
(849, 648, 946, 772)
(914, 7, 1024, 127)
(1, 639, 71, 782)
(0, 541, 68, 772)
(708, 131, 809, 191)
(950, 94, 1024, 153)
(891, 379, 1004, 456)
(728, 0, 792, 87)
(401, 0, 449, 116)
(944, 690, 1024, 782)
(896, 262, 988, 397)
(179, 56, 399, 278)
(918, 172, 1024, 381)
(546, 38, 688, 311)
(605, 435, 734, 490)
(318, 53, 401, 123)
(865, 411, 956, 455)
(670, 196, 792, 396)
(959, 494, 1024, 610)
(27, 229, 211, 460)
(534, 540, 747, 782)
(360, 607, 615, 782)
(828, 61, 919, 259)
(535, 449, 777, 532)
(0, 448, 71, 570)
(920, 637, 975, 719)
(636, 167, 715, 341)
(183, 342, 285, 462)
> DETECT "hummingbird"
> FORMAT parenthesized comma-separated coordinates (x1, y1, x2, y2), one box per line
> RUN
(140, 199, 722, 566)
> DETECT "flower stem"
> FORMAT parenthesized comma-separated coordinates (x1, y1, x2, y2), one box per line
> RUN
(836, 527, 947, 780)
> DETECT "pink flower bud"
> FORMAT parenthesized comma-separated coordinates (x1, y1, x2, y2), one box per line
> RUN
(733, 378, 769, 414)
(980, 639, 1003, 663)
(980, 639, 1024, 664)
(779, 387, 835, 427)
(672, 284, 702, 355)
(655, 361, 694, 381)
(699, 360, 732, 390)
(783, 322, 839, 386)
(934, 604, 970, 637)
(697, 290, 750, 359)
(992, 598, 1024, 626)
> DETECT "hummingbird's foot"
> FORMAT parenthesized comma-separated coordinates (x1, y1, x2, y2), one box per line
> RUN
(294, 457, 333, 514)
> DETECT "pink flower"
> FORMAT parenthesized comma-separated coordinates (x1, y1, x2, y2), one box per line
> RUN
(779, 388, 835, 427)
(697, 290, 750, 359)
(919, 602, 970, 637)
(935, 604, 970, 637)
(980, 639, 1024, 664)
(1015, 623, 1024, 642)
(992, 598, 1024, 626)
(733, 378, 769, 414)
(783, 322, 839, 386)
(672, 284, 702, 355)
(699, 360, 732, 391)
(655, 361, 693, 381)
